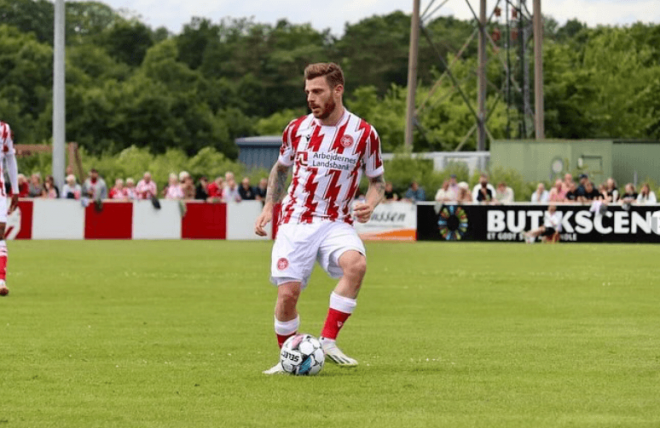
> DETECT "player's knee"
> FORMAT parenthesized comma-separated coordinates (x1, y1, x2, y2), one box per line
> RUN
(277, 286, 300, 308)
(346, 257, 367, 281)
(0, 224, 6, 237)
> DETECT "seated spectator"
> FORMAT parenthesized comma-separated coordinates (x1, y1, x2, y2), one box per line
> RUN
(561, 173, 574, 194)
(619, 183, 638, 205)
(565, 182, 579, 202)
(494, 181, 514, 204)
(165, 173, 184, 199)
(457, 182, 473, 203)
(435, 180, 453, 203)
(182, 175, 195, 200)
(578, 181, 602, 202)
(16, 174, 29, 197)
(109, 178, 127, 200)
(28, 173, 43, 198)
(384, 181, 399, 202)
(471, 173, 495, 201)
(524, 204, 561, 243)
(207, 176, 224, 202)
(43, 175, 59, 199)
(255, 178, 268, 202)
(61, 174, 81, 200)
(136, 172, 157, 200)
(195, 176, 209, 200)
(125, 178, 137, 200)
(605, 178, 619, 203)
(82, 168, 108, 201)
(548, 179, 566, 202)
(476, 179, 494, 204)
(636, 184, 657, 205)
(531, 183, 549, 203)
(403, 181, 426, 203)
(224, 177, 242, 203)
(238, 177, 256, 200)
(448, 174, 459, 199)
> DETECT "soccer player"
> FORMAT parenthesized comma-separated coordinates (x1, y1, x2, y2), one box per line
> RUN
(0, 121, 20, 296)
(254, 63, 385, 374)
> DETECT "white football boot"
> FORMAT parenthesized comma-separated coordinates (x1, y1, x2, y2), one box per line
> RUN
(321, 338, 358, 367)
(262, 362, 286, 375)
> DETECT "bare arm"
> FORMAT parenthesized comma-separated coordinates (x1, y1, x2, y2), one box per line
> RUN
(255, 161, 291, 236)
(354, 174, 385, 223)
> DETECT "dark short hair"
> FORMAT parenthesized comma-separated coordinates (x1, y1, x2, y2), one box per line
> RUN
(304, 63, 345, 88)
(90, 168, 98, 173)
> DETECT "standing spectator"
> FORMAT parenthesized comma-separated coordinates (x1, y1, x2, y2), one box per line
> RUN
(125, 178, 137, 200)
(238, 177, 256, 200)
(636, 184, 657, 205)
(605, 178, 619, 203)
(42, 175, 59, 199)
(471, 173, 495, 201)
(255, 178, 268, 202)
(195, 176, 209, 200)
(448, 174, 459, 200)
(548, 179, 566, 202)
(28, 173, 43, 198)
(207, 176, 224, 202)
(136, 172, 157, 200)
(224, 177, 242, 203)
(576, 174, 589, 198)
(16, 174, 30, 197)
(62, 174, 81, 200)
(531, 183, 549, 203)
(619, 183, 638, 205)
(457, 182, 473, 203)
(225, 171, 235, 183)
(565, 182, 579, 202)
(598, 184, 609, 201)
(476, 179, 494, 204)
(561, 173, 574, 194)
(578, 181, 602, 202)
(435, 180, 453, 203)
(403, 181, 426, 203)
(494, 181, 514, 204)
(181, 175, 195, 200)
(109, 179, 127, 200)
(384, 181, 399, 202)
(82, 168, 108, 201)
(165, 173, 184, 199)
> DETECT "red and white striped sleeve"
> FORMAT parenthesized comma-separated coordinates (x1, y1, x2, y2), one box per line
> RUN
(364, 127, 384, 178)
(278, 120, 297, 167)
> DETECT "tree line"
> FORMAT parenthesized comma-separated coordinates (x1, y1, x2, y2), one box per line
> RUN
(0, 0, 659, 160)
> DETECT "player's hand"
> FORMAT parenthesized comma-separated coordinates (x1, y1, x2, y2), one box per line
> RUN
(353, 202, 374, 223)
(8, 194, 18, 214)
(255, 205, 273, 236)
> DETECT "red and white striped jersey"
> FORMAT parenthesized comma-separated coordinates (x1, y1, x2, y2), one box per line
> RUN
(278, 110, 384, 225)
(0, 122, 15, 168)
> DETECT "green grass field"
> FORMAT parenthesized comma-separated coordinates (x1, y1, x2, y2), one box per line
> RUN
(1, 241, 660, 427)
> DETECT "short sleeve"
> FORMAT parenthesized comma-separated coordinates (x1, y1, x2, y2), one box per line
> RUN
(1, 123, 15, 156)
(364, 128, 384, 178)
(278, 121, 296, 167)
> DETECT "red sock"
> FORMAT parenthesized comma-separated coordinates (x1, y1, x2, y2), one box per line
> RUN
(321, 308, 351, 340)
(274, 315, 300, 348)
(0, 245, 7, 281)
(277, 332, 296, 348)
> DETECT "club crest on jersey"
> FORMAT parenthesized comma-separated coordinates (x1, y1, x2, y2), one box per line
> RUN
(340, 135, 354, 148)
(277, 258, 289, 271)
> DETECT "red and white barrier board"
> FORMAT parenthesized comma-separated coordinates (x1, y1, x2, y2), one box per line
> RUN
(5, 199, 271, 241)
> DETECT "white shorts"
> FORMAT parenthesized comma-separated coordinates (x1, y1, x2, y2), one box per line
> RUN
(0, 196, 7, 223)
(270, 221, 366, 288)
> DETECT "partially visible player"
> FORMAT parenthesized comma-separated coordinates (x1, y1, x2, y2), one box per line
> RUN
(0, 121, 20, 296)
(254, 63, 385, 374)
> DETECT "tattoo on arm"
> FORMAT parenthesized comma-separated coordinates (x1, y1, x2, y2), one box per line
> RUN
(265, 162, 290, 205)
(366, 174, 386, 206)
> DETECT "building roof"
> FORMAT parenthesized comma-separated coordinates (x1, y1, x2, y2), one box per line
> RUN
(235, 136, 282, 147)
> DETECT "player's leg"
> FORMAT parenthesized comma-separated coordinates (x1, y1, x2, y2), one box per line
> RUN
(274, 281, 302, 348)
(524, 225, 546, 243)
(0, 222, 7, 296)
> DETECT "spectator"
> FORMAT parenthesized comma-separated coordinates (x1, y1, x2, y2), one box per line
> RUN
(28, 173, 43, 198)
(182, 175, 195, 200)
(82, 168, 108, 201)
(434, 180, 453, 203)
(225, 171, 235, 183)
(524, 204, 561, 244)
(548, 179, 566, 202)
(578, 181, 602, 202)
(384, 181, 399, 202)
(494, 181, 514, 204)
(448, 174, 459, 200)
(620, 183, 638, 205)
(109, 178, 127, 200)
(125, 178, 137, 200)
(255, 178, 268, 202)
(636, 184, 657, 205)
(531, 183, 549, 203)
(561, 173, 574, 194)
(476, 179, 494, 204)
(457, 182, 473, 203)
(62, 174, 81, 200)
(136, 172, 157, 200)
(195, 176, 209, 200)
(576, 174, 589, 198)
(605, 178, 619, 203)
(238, 177, 256, 200)
(565, 182, 579, 202)
(16, 174, 29, 197)
(403, 181, 426, 203)
(207, 176, 224, 202)
(598, 184, 609, 201)
(43, 175, 59, 199)
(471, 173, 495, 201)
(165, 173, 184, 199)
(224, 177, 242, 203)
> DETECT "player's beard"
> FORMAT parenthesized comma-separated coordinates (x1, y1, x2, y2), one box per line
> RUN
(311, 97, 336, 120)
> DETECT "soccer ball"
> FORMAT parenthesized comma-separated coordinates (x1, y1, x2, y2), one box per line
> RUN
(280, 334, 325, 376)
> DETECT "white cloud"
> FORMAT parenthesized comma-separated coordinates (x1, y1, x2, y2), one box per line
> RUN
(98, 0, 659, 35)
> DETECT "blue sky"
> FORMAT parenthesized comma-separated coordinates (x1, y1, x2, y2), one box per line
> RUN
(99, 0, 660, 35)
